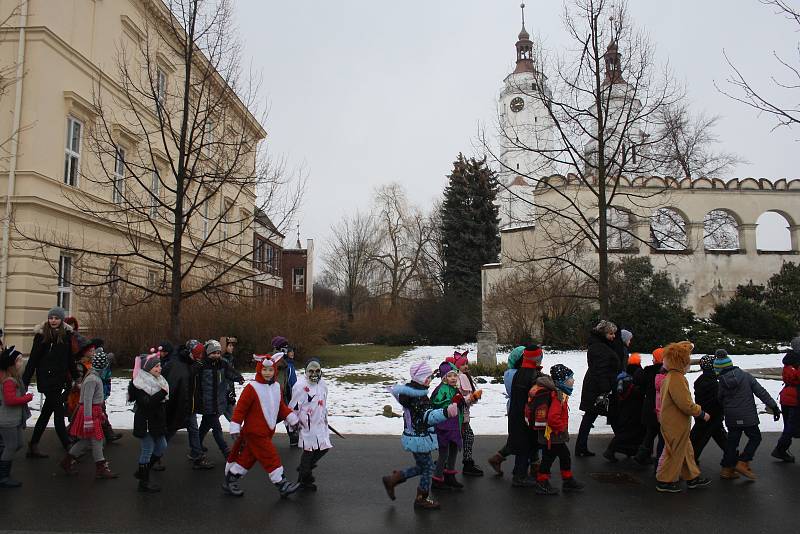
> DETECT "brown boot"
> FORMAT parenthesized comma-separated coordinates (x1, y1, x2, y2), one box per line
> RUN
(95, 460, 119, 479)
(414, 488, 440, 510)
(720, 467, 740, 480)
(381, 470, 406, 500)
(59, 454, 78, 475)
(487, 453, 505, 476)
(26, 443, 49, 459)
(735, 460, 756, 480)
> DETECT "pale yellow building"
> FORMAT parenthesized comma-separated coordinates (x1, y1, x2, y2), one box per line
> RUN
(0, 0, 268, 349)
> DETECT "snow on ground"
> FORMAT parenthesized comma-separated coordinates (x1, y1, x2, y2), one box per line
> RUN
(26, 348, 788, 435)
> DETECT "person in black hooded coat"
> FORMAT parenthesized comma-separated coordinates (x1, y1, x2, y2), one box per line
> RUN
(604, 358, 645, 461)
(575, 321, 620, 456)
(507, 345, 545, 486)
(163, 343, 210, 468)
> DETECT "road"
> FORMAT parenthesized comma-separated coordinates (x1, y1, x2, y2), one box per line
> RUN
(2, 430, 797, 533)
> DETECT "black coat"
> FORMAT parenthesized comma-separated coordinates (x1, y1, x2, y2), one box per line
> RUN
(194, 358, 242, 416)
(608, 364, 645, 454)
(635, 363, 661, 426)
(132, 386, 168, 438)
(507, 366, 543, 455)
(22, 324, 76, 393)
(693, 370, 723, 419)
(163, 348, 199, 432)
(579, 331, 620, 412)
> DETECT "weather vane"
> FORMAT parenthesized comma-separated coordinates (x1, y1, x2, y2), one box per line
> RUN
(521, 3, 526, 27)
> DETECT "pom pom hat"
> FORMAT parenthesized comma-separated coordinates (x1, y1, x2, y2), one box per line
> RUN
(522, 345, 544, 369)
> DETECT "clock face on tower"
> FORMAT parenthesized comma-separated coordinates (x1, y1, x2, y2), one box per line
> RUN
(510, 97, 524, 113)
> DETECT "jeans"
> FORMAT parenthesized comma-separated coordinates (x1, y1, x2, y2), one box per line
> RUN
(30, 390, 70, 449)
(576, 408, 600, 451)
(166, 414, 203, 459)
(776, 405, 796, 452)
(690, 415, 728, 462)
(199, 415, 229, 455)
(722, 425, 762, 467)
(138, 434, 168, 464)
(539, 442, 572, 477)
(400, 452, 434, 492)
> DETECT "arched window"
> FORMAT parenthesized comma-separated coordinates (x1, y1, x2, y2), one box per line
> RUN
(650, 207, 687, 251)
(607, 207, 634, 250)
(756, 211, 792, 251)
(703, 209, 740, 250)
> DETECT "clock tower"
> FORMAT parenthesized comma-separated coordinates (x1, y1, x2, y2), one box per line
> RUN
(497, 3, 555, 229)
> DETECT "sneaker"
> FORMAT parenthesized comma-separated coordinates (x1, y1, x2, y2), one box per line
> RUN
(656, 481, 682, 493)
(511, 475, 537, 488)
(771, 448, 796, 463)
(275, 478, 300, 498)
(192, 456, 215, 470)
(534, 479, 559, 495)
(687, 476, 711, 489)
(222, 472, 244, 497)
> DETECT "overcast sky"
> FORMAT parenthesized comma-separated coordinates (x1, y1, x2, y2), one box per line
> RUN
(235, 0, 797, 252)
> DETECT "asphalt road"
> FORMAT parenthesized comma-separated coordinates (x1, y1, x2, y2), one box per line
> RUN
(2, 430, 798, 533)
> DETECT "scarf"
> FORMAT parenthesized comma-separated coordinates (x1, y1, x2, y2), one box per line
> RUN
(133, 369, 169, 399)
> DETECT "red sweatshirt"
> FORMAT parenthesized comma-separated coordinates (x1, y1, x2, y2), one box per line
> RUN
(780, 365, 800, 407)
(3, 378, 33, 406)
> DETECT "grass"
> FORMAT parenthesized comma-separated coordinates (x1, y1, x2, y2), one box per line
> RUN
(311, 344, 412, 368)
(334, 372, 396, 385)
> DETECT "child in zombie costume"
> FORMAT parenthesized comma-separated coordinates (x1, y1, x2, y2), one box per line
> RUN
(289, 359, 331, 490)
(381, 361, 463, 511)
(448, 350, 483, 477)
(223, 353, 301, 498)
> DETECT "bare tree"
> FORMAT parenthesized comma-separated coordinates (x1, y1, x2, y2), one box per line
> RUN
(719, 0, 800, 131)
(15, 0, 304, 340)
(482, 0, 684, 316)
(323, 211, 380, 321)
(417, 200, 446, 298)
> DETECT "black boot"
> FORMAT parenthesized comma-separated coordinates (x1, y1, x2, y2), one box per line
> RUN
(443, 471, 464, 489)
(603, 448, 618, 463)
(222, 471, 244, 496)
(149, 455, 165, 472)
(298, 472, 317, 491)
(274, 477, 300, 498)
(137, 464, 160, 493)
(26, 442, 48, 459)
(771, 447, 796, 463)
(0, 460, 22, 488)
(462, 459, 484, 477)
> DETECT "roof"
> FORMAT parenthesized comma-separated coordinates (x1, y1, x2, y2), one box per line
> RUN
(254, 208, 284, 238)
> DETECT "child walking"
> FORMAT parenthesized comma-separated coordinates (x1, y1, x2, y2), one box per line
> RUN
(290, 359, 331, 490)
(715, 350, 781, 480)
(488, 346, 524, 475)
(381, 360, 462, 510)
(0, 346, 33, 488)
(449, 350, 483, 477)
(61, 350, 118, 479)
(196, 340, 243, 460)
(689, 354, 727, 464)
(130, 354, 170, 493)
(773, 337, 800, 462)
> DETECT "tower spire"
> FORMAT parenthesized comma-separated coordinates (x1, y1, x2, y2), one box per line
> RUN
(521, 2, 526, 28)
(513, 2, 534, 74)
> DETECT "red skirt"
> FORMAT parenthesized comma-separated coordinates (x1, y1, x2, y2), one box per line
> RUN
(69, 404, 106, 441)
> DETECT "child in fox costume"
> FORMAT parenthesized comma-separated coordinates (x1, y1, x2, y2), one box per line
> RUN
(222, 353, 300, 498)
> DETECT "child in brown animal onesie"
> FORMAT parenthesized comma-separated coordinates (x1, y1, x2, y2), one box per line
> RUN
(655, 341, 712, 493)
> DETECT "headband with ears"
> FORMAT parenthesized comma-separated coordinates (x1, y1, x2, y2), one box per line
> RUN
(253, 353, 284, 368)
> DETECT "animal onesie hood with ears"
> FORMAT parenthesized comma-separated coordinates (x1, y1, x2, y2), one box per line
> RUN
(225, 353, 300, 483)
(656, 341, 703, 483)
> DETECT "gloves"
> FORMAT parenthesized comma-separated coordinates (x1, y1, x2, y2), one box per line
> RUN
(469, 389, 483, 403)
(452, 393, 466, 408)
(23, 393, 33, 403)
(446, 403, 459, 418)
(773, 406, 781, 422)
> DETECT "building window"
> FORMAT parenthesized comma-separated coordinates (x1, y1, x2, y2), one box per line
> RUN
(147, 269, 158, 289)
(221, 201, 232, 242)
(64, 117, 82, 186)
(150, 169, 160, 218)
(156, 68, 167, 109)
(113, 146, 126, 204)
(203, 120, 214, 156)
(202, 199, 210, 241)
(292, 267, 305, 293)
(57, 254, 72, 313)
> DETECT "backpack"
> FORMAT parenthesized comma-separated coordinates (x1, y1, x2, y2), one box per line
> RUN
(525, 385, 552, 430)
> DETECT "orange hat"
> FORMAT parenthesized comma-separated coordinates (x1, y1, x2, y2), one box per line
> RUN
(628, 353, 641, 366)
(652, 347, 664, 364)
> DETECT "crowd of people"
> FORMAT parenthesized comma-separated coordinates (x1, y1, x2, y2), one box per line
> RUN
(0, 306, 331, 497)
(1, 308, 799, 511)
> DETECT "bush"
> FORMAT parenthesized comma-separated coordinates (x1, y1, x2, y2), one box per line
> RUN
(686, 319, 781, 355)
(711, 296, 796, 341)
(765, 262, 800, 327)
(468, 361, 507, 380)
(542, 308, 597, 350)
(411, 296, 480, 345)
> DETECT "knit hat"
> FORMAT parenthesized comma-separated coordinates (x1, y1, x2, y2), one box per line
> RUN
(410, 360, 433, 384)
(521, 345, 543, 369)
(186, 339, 204, 361)
(438, 360, 458, 377)
(507, 346, 524, 369)
(621, 329, 633, 346)
(158, 341, 174, 355)
(550, 364, 573, 384)
(628, 352, 641, 366)
(791, 336, 800, 353)
(92, 349, 109, 371)
(699, 354, 715, 372)
(204, 339, 222, 355)
(652, 347, 664, 364)
(271, 336, 289, 350)
(0, 346, 21, 371)
(713, 351, 733, 375)
(47, 306, 66, 321)
(446, 350, 469, 370)
(133, 353, 161, 378)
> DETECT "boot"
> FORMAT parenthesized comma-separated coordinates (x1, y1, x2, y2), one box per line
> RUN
(0, 460, 22, 488)
(562, 476, 585, 492)
(298, 473, 317, 491)
(382, 470, 406, 500)
(274, 477, 300, 498)
(720, 467, 740, 480)
(222, 472, 244, 497)
(487, 453, 506, 476)
(462, 459, 484, 477)
(95, 460, 119, 479)
(534, 477, 559, 495)
(192, 455, 215, 470)
(149, 455, 165, 472)
(603, 448, 618, 463)
(59, 453, 78, 476)
(413, 488, 440, 510)
(771, 447, 796, 463)
(431, 475, 450, 491)
(574, 447, 595, 458)
(137, 464, 160, 493)
(634, 448, 653, 465)
(735, 460, 756, 480)
(511, 474, 537, 487)
(26, 442, 48, 459)
(443, 470, 464, 489)
(102, 421, 123, 443)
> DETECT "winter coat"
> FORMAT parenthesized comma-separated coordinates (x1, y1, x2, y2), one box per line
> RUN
(608, 364, 645, 445)
(391, 382, 449, 453)
(222, 354, 238, 406)
(430, 382, 462, 448)
(163, 348, 199, 432)
(132, 374, 169, 438)
(579, 331, 620, 412)
(100, 365, 112, 400)
(693, 370, 724, 418)
(635, 363, 662, 425)
(530, 375, 570, 446)
(0, 377, 32, 428)
(195, 357, 242, 416)
(504, 368, 517, 415)
(779, 350, 800, 407)
(22, 322, 76, 393)
(508, 366, 543, 454)
(718, 366, 778, 428)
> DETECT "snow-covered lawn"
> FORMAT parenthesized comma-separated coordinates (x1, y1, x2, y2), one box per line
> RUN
(26, 347, 788, 435)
